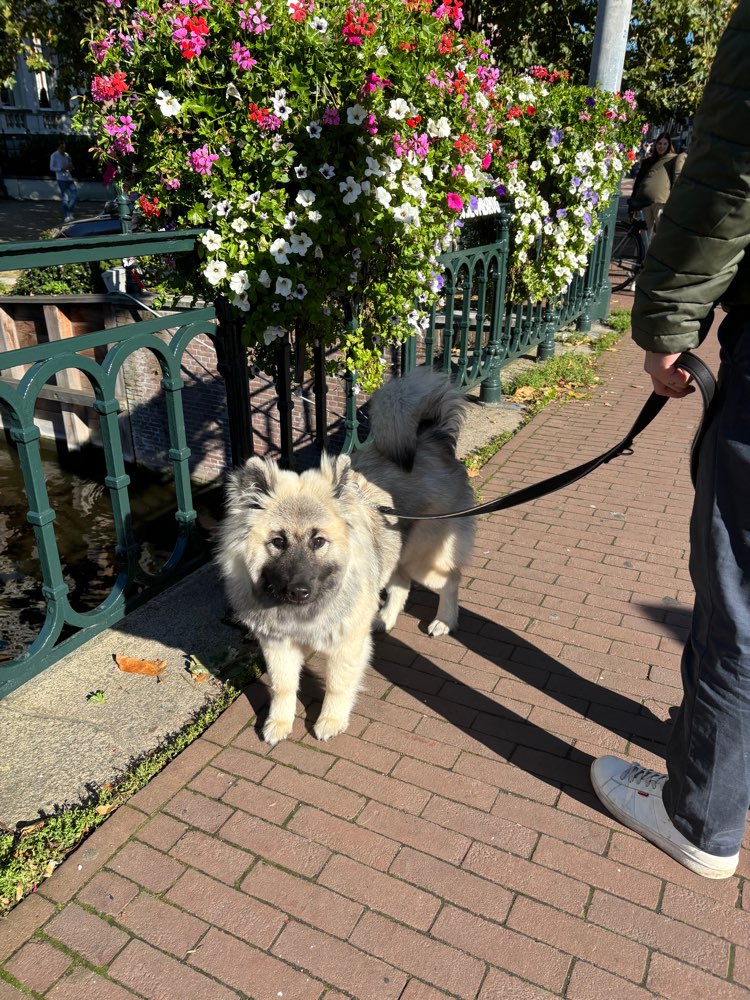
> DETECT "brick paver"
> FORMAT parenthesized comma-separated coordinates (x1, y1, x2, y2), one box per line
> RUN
(4, 314, 748, 998)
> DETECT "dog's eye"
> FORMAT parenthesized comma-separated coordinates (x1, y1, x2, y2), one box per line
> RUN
(269, 535, 287, 551)
(311, 536, 327, 551)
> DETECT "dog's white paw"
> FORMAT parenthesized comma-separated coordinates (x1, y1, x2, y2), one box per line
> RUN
(427, 618, 452, 637)
(314, 715, 347, 742)
(373, 615, 393, 633)
(263, 716, 294, 745)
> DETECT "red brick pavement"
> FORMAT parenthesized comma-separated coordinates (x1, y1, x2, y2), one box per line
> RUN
(3, 308, 748, 1000)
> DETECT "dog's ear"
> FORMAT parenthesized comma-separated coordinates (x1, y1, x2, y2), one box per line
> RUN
(226, 456, 278, 508)
(319, 453, 355, 499)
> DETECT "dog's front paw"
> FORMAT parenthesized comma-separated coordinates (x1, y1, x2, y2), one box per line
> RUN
(263, 716, 294, 745)
(314, 714, 348, 742)
(427, 618, 452, 637)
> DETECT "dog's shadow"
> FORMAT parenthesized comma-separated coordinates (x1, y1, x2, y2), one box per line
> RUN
(248, 591, 686, 812)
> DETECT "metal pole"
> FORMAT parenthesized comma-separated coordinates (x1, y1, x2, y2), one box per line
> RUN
(588, 0, 633, 92)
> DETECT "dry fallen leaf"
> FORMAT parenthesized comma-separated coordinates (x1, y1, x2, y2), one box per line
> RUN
(43, 860, 57, 877)
(114, 654, 167, 678)
(95, 803, 116, 817)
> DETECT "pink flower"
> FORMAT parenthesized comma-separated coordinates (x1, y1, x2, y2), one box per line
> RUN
(231, 40, 257, 70)
(188, 143, 219, 176)
(481, 152, 492, 170)
(240, 1, 271, 33)
(446, 192, 464, 212)
(322, 107, 340, 125)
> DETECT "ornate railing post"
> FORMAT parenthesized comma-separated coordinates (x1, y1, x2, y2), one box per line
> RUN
(313, 338, 328, 451)
(214, 297, 254, 468)
(275, 333, 295, 468)
(479, 206, 510, 404)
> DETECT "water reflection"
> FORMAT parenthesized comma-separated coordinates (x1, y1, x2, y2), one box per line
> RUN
(0, 439, 222, 662)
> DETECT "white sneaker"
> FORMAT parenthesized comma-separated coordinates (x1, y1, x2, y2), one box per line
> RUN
(64, 214, 74, 222)
(591, 756, 739, 879)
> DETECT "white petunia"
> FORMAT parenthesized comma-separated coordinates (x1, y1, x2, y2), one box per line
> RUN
(426, 116, 451, 138)
(306, 121, 322, 139)
(263, 325, 286, 345)
(258, 269, 271, 287)
(296, 189, 316, 207)
(374, 45, 388, 57)
(319, 163, 335, 179)
(401, 174, 426, 204)
(203, 260, 227, 285)
(347, 104, 367, 125)
(307, 210, 322, 223)
(270, 237, 291, 264)
(232, 293, 251, 311)
(201, 230, 222, 251)
(313, 245, 324, 259)
(422, 163, 433, 182)
(294, 164, 308, 179)
(364, 156, 384, 177)
(310, 15, 328, 32)
(387, 98, 410, 120)
(226, 82, 242, 102)
(374, 186, 392, 208)
(271, 89, 292, 121)
(290, 232, 313, 255)
(293, 283, 308, 299)
(215, 200, 231, 217)
(231, 217, 248, 233)
(275, 276, 293, 298)
(156, 89, 182, 117)
(383, 155, 402, 175)
(530, 160, 542, 172)
(229, 270, 250, 294)
(283, 211, 298, 230)
(392, 202, 420, 226)
(340, 176, 362, 205)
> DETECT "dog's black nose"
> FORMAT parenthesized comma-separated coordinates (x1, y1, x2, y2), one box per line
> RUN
(286, 585, 311, 603)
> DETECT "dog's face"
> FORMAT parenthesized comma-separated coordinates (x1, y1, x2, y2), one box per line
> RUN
(222, 455, 356, 618)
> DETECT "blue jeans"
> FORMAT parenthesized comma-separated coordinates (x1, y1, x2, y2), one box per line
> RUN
(58, 178, 77, 217)
(663, 310, 750, 856)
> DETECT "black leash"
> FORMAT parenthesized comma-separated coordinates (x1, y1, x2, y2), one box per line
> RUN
(380, 351, 716, 522)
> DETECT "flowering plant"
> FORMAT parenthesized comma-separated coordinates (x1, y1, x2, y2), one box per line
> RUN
(84, 0, 499, 388)
(480, 67, 643, 300)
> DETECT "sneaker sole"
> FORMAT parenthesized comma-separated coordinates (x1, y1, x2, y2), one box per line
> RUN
(595, 788, 737, 880)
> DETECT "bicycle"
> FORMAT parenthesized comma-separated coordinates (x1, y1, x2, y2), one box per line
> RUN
(609, 208, 650, 292)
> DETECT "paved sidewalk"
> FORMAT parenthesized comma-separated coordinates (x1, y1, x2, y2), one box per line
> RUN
(2, 309, 748, 1000)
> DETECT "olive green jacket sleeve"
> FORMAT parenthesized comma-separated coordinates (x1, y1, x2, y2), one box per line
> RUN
(631, 0, 750, 355)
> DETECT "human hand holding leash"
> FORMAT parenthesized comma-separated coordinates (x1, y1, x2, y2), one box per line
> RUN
(644, 350, 696, 398)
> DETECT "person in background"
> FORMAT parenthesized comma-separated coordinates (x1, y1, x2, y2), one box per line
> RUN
(49, 139, 77, 222)
(591, 0, 750, 880)
(628, 131, 686, 236)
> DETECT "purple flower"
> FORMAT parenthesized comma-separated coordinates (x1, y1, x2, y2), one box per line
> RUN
(585, 96, 596, 108)
(556, 208, 567, 219)
(469, 195, 479, 211)
(583, 211, 592, 227)
(549, 128, 563, 147)
(571, 176, 582, 188)
(496, 184, 506, 197)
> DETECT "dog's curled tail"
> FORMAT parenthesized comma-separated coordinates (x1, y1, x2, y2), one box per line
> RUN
(368, 366, 468, 470)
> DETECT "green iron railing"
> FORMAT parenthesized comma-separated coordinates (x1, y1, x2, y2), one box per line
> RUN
(0, 230, 253, 697)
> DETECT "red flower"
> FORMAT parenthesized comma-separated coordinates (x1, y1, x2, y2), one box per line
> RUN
(505, 105, 523, 119)
(342, 4, 379, 46)
(406, 115, 422, 128)
(454, 133, 476, 155)
(626, 150, 636, 161)
(138, 194, 161, 218)
(438, 31, 454, 54)
(525, 105, 536, 115)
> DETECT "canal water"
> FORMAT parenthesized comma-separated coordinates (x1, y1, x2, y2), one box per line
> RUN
(0, 438, 223, 664)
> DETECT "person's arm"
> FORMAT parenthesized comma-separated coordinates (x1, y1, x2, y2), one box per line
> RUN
(631, 0, 750, 380)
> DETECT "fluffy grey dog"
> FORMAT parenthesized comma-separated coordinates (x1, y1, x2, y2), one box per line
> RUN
(216, 367, 476, 744)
